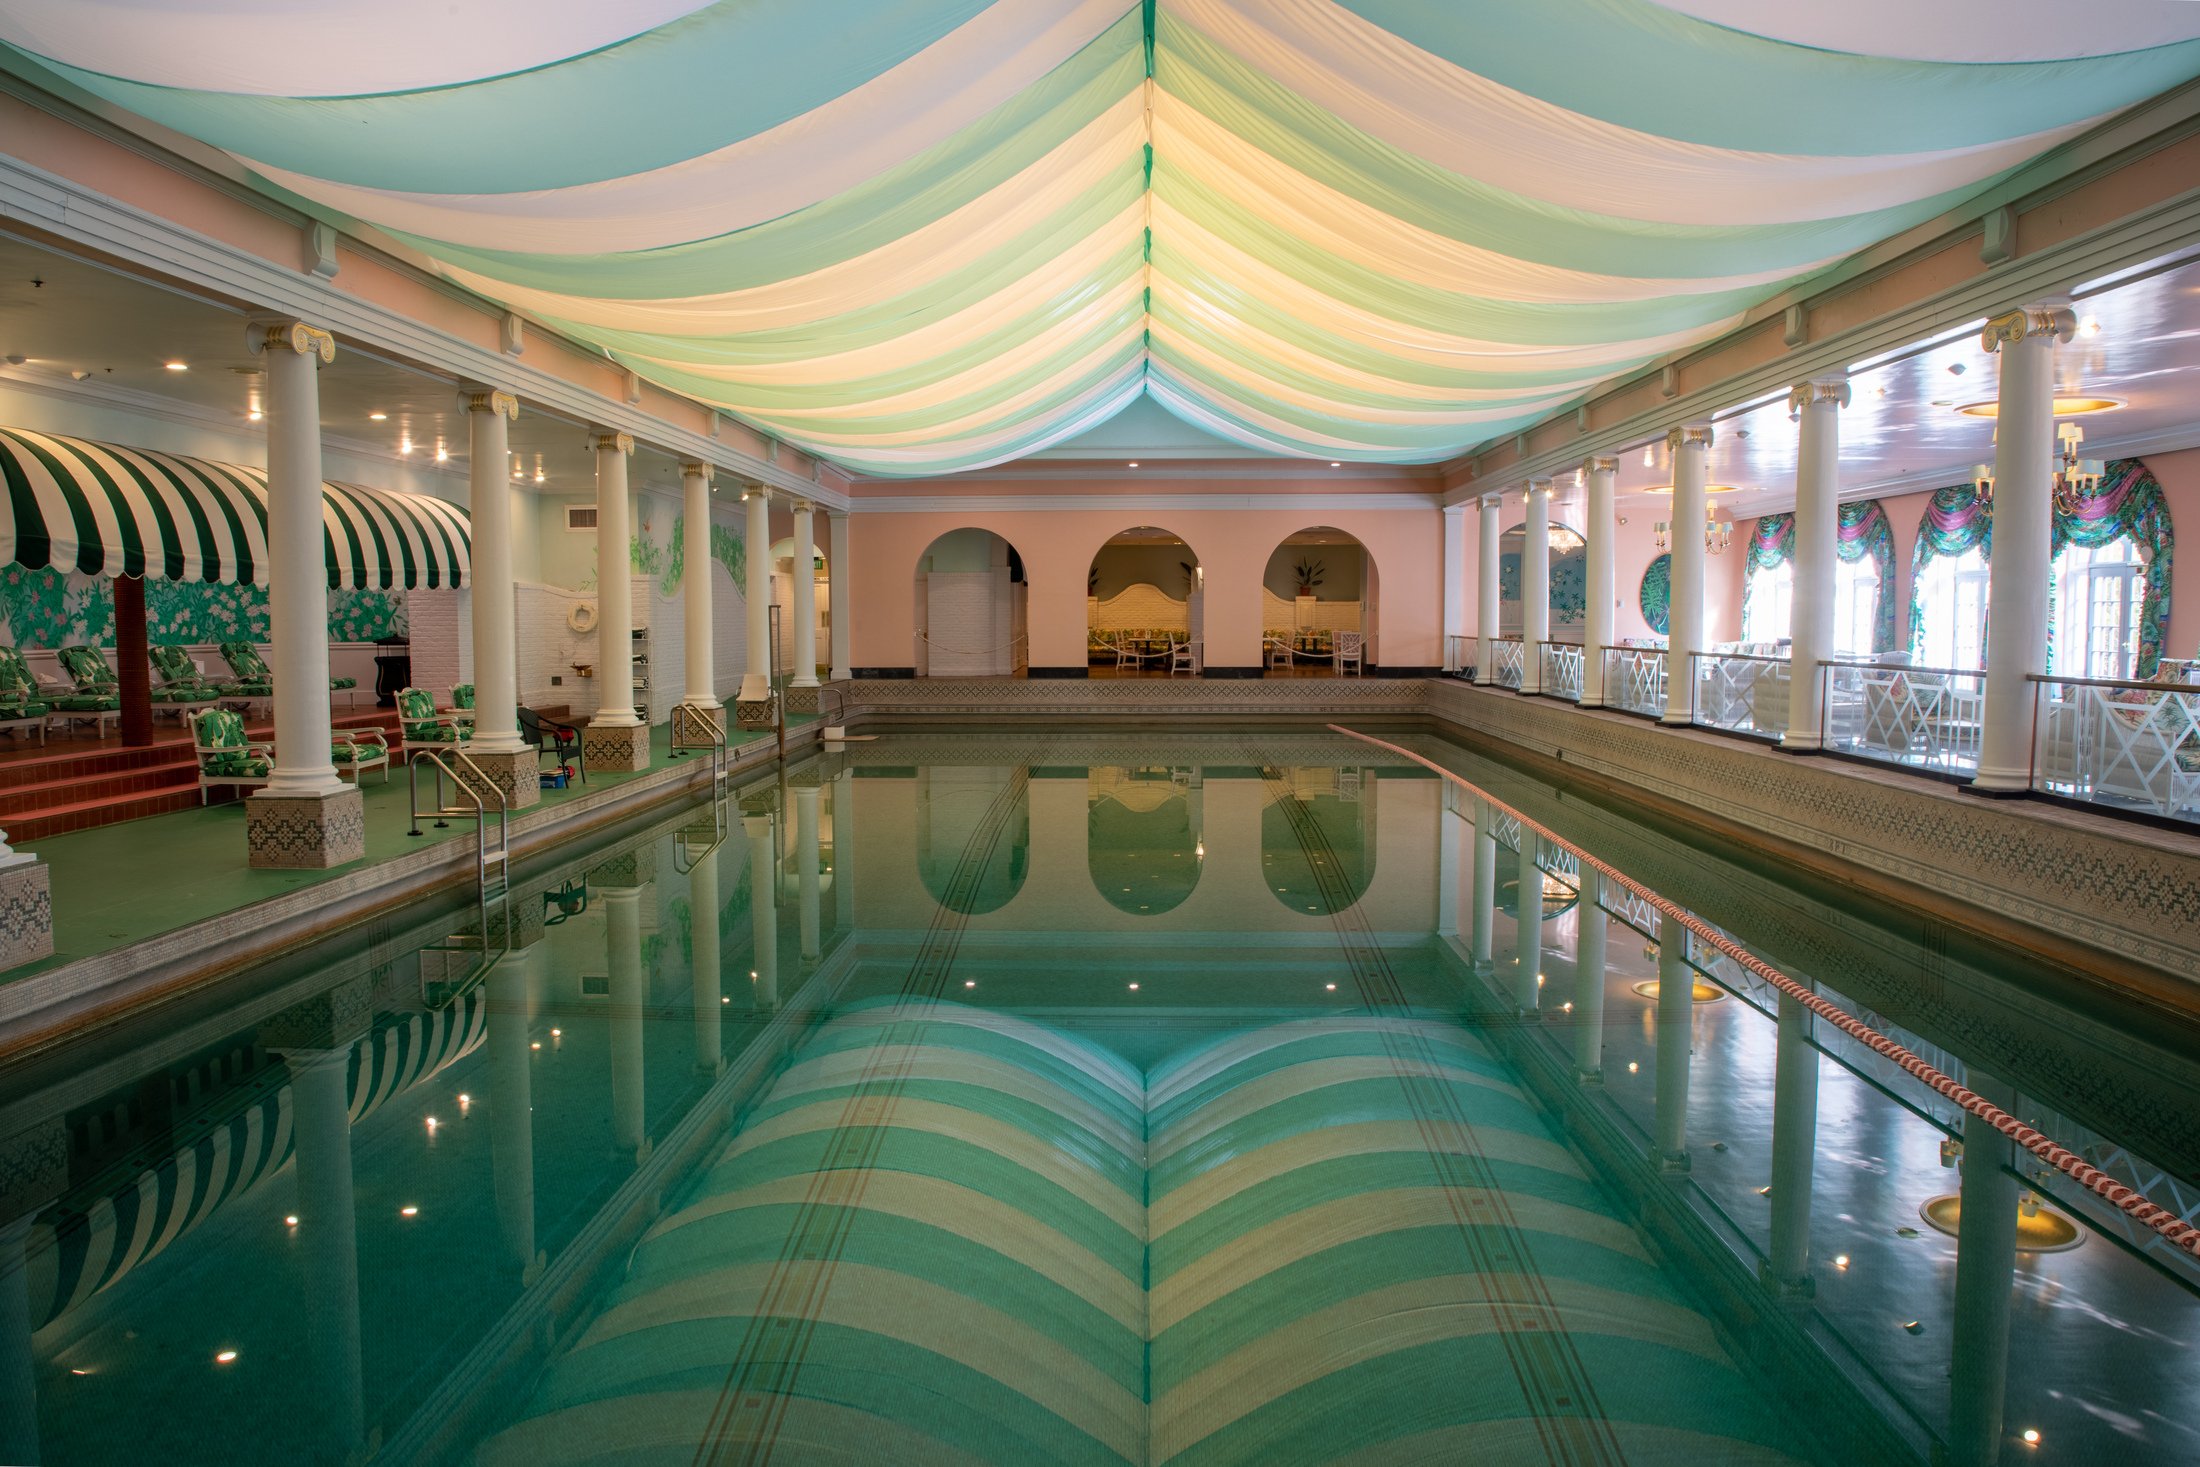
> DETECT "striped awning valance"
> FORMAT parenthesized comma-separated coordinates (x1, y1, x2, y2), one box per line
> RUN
(0, 425, 471, 588)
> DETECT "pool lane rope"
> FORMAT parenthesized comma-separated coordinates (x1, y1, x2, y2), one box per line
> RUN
(1328, 723, 2200, 1262)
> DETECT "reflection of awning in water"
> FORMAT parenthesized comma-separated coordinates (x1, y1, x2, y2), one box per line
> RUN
(0, 425, 471, 588)
(23, 991, 486, 1329)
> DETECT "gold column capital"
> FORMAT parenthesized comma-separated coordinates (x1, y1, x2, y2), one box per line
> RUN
(678, 460, 713, 483)
(1666, 424, 1715, 452)
(1981, 303, 2075, 352)
(1787, 378, 1851, 419)
(590, 431, 635, 456)
(1582, 456, 1619, 476)
(464, 389, 519, 420)
(250, 320, 335, 365)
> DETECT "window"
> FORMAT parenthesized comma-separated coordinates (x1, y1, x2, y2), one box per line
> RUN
(1743, 562, 1791, 644)
(1916, 546, 1989, 670)
(1834, 557, 1880, 659)
(2054, 537, 2142, 681)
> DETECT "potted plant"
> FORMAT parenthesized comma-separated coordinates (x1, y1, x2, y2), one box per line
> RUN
(1294, 557, 1324, 624)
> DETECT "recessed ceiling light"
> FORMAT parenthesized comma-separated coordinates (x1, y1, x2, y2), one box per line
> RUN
(163, 361, 188, 372)
(534, 469, 545, 483)
(214, 1349, 238, 1364)
(2076, 316, 2101, 338)
(1329, 461, 1341, 467)
(1641, 484, 1744, 495)
(399, 438, 413, 456)
(435, 446, 449, 463)
(1954, 396, 2124, 418)
(1127, 461, 1139, 468)
(369, 411, 387, 421)
(247, 410, 262, 422)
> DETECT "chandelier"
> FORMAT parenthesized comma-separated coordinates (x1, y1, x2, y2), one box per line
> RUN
(1972, 422, 2104, 513)
(1654, 508, 1733, 555)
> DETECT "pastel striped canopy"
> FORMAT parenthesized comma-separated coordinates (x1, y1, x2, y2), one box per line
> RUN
(10, 1, 2200, 475)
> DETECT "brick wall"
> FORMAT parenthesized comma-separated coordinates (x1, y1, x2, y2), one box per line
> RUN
(922, 570, 1011, 676)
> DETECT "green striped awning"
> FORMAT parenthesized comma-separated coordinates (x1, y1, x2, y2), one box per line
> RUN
(0, 425, 471, 588)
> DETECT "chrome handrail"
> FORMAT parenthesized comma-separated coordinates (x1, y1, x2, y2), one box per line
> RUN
(408, 748, 511, 924)
(671, 700, 729, 791)
(1817, 657, 1986, 680)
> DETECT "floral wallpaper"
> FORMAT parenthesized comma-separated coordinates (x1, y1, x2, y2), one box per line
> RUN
(1640, 553, 1671, 636)
(1497, 545, 1588, 627)
(0, 567, 406, 647)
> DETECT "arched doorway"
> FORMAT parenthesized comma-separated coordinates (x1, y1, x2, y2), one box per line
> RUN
(1088, 526, 1200, 676)
(1260, 527, 1373, 675)
(768, 533, 830, 682)
(1088, 765, 1202, 915)
(912, 528, 1027, 676)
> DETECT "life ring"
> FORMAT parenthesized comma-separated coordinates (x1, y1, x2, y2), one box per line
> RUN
(567, 599, 599, 635)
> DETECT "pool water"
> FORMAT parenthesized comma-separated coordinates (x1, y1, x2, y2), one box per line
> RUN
(2, 730, 2196, 1466)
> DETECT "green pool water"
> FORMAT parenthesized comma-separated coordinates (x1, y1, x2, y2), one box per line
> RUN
(2, 729, 2195, 1466)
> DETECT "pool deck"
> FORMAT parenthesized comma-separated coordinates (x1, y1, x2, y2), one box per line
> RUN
(0, 715, 816, 1050)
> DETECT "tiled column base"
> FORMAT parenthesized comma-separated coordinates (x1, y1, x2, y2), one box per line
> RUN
(247, 786, 366, 869)
(583, 722, 651, 773)
(455, 747, 543, 811)
(0, 860, 54, 969)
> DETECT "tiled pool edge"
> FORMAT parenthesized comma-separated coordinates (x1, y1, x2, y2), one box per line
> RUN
(1424, 679, 2200, 990)
(0, 724, 820, 1049)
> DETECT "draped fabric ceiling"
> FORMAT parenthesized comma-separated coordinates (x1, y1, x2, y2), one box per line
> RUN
(6, 1, 2200, 476)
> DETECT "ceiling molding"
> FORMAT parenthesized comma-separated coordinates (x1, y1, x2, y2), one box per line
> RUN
(850, 491, 1442, 514)
(0, 151, 845, 509)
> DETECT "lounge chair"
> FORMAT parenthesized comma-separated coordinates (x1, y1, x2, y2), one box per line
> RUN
(0, 647, 53, 744)
(148, 645, 223, 717)
(191, 706, 272, 803)
(52, 645, 122, 736)
(448, 682, 477, 727)
(331, 726, 391, 785)
(396, 686, 464, 762)
(215, 641, 274, 704)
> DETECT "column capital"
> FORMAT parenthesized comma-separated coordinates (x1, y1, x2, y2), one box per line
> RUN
(1787, 377, 1851, 418)
(1582, 455, 1619, 476)
(1981, 301, 2075, 352)
(249, 318, 335, 365)
(678, 459, 713, 483)
(590, 430, 635, 456)
(790, 498, 815, 516)
(1478, 491, 1504, 510)
(1665, 424, 1715, 451)
(463, 389, 519, 420)
(740, 482, 769, 503)
(1526, 476, 1554, 496)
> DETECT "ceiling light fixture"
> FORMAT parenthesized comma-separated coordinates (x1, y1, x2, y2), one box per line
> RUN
(1973, 420, 2104, 513)
(1329, 461, 1341, 468)
(1127, 461, 1140, 468)
(1954, 396, 2123, 419)
(369, 411, 388, 421)
(435, 445, 449, 463)
(2076, 315, 2101, 338)
(247, 410, 262, 422)
(164, 361, 188, 372)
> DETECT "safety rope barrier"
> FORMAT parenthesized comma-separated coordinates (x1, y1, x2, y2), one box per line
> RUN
(915, 630, 1028, 657)
(1329, 723, 2200, 1261)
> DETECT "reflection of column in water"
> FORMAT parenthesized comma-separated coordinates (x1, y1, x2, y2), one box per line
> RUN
(1469, 799, 1495, 975)
(1573, 869, 1606, 1081)
(690, 846, 722, 1074)
(745, 814, 779, 1008)
(1948, 1072, 2021, 1467)
(1513, 832, 1543, 1011)
(832, 768, 855, 932)
(0, 1215, 39, 1465)
(489, 954, 539, 1282)
(288, 1050, 366, 1457)
(1764, 992, 1820, 1295)
(605, 889, 647, 1163)
(1435, 793, 1462, 939)
(796, 785, 822, 963)
(1654, 936, 1692, 1171)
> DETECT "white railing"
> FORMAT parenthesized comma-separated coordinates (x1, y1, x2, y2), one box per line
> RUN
(1491, 637, 1525, 690)
(1818, 660, 1985, 775)
(1541, 643, 1585, 702)
(1690, 652, 1788, 740)
(1444, 634, 1475, 678)
(1600, 645, 1667, 719)
(2030, 673, 2200, 823)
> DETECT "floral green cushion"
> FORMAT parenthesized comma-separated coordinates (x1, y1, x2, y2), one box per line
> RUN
(219, 641, 271, 683)
(193, 707, 246, 747)
(405, 722, 461, 742)
(450, 683, 475, 709)
(54, 693, 119, 712)
(220, 681, 273, 697)
(192, 708, 268, 777)
(331, 742, 382, 764)
(330, 676, 358, 690)
(203, 751, 271, 777)
(0, 647, 37, 697)
(56, 645, 116, 691)
(0, 696, 49, 719)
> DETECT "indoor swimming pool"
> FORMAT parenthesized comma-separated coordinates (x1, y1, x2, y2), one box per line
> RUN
(1, 729, 2195, 1467)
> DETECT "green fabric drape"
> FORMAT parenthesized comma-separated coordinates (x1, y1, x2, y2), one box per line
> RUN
(2050, 458, 2174, 678)
(1836, 500, 1898, 654)
(1907, 483, 1991, 660)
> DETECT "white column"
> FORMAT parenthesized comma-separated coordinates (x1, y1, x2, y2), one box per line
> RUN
(253, 321, 345, 798)
(690, 846, 722, 1073)
(288, 1050, 366, 1457)
(1948, 1072, 2021, 1467)
(1785, 378, 1848, 750)
(1469, 797, 1496, 975)
(746, 813, 780, 1007)
(1514, 832, 1543, 1010)
(796, 784, 822, 962)
(1475, 494, 1501, 683)
(790, 501, 819, 688)
(0, 1216, 39, 1466)
(680, 461, 719, 710)
(488, 954, 537, 1281)
(1573, 869, 1606, 1080)
(1521, 478, 1551, 694)
(589, 433, 640, 728)
(1765, 991, 1820, 1294)
(1663, 425, 1713, 725)
(1440, 505, 1467, 672)
(1582, 457, 1617, 707)
(745, 488, 773, 679)
(1654, 936, 1693, 1169)
(465, 390, 526, 753)
(833, 766, 856, 931)
(1976, 303, 2074, 790)
(1435, 796, 1462, 937)
(828, 510, 852, 682)
(606, 887, 647, 1163)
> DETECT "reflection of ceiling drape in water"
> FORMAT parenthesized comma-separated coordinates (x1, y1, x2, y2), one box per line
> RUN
(479, 1002, 1805, 1466)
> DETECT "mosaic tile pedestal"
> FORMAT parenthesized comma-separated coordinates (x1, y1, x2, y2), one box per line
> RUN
(0, 859, 54, 970)
(247, 786, 365, 869)
(583, 721, 651, 773)
(455, 747, 543, 811)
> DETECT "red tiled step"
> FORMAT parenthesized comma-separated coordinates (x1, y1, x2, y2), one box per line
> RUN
(11, 785, 234, 842)
(0, 757, 200, 820)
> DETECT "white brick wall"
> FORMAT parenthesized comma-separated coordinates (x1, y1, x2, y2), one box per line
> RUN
(712, 558, 748, 699)
(516, 581, 598, 715)
(408, 589, 464, 702)
(923, 570, 1012, 676)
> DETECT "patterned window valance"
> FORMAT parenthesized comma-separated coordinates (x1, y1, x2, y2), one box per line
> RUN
(1639, 553, 1671, 636)
(2052, 457, 2173, 677)
(1837, 500, 1898, 654)
(1907, 482, 1991, 659)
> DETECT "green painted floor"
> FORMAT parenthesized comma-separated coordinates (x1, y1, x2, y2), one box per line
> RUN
(10, 715, 814, 982)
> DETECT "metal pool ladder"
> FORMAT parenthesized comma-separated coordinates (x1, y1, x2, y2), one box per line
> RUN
(408, 749, 514, 1005)
(671, 701, 729, 792)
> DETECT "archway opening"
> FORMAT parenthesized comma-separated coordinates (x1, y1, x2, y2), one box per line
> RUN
(1260, 526, 1372, 675)
(1088, 527, 1200, 677)
(1089, 765, 1201, 915)
(912, 528, 1027, 676)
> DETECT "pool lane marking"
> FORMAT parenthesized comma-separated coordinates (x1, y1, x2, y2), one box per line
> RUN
(691, 766, 1034, 1466)
(1258, 761, 1631, 1467)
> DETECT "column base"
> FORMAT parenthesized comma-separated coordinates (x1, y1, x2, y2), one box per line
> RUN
(1655, 1147, 1693, 1175)
(583, 722, 651, 772)
(1757, 1262, 1817, 1299)
(248, 786, 366, 869)
(0, 859, 54, 969)
(456, 747, 543, 811)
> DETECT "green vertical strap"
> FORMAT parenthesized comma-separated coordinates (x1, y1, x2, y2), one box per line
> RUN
(0, 431, 54, 570)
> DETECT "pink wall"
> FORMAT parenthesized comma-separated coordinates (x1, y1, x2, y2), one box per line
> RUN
(850, 496, 1445, 672)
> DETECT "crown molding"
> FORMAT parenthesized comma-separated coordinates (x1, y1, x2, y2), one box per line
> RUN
(850, 490, 1442, 514)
